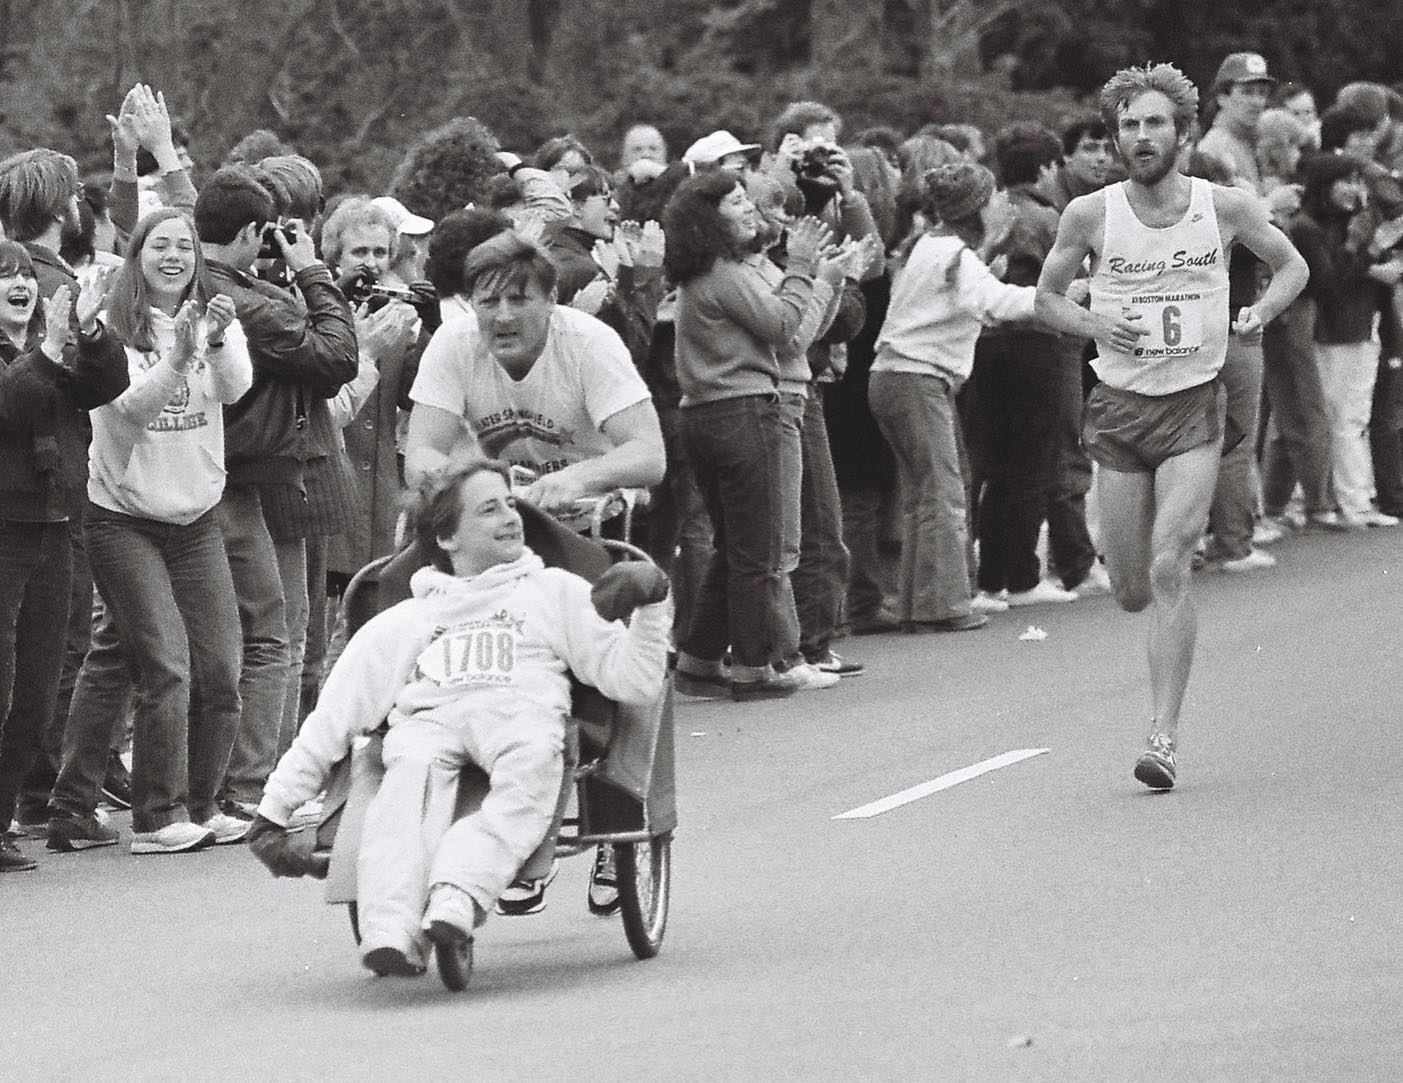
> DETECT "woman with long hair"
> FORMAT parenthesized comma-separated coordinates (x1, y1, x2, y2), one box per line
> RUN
(49, 208, 254, 854)
(663, 170, 843, 699)
(868, 163, 1038, 632)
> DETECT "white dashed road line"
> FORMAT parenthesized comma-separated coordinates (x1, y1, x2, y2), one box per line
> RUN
(832, 748, 1051, 820)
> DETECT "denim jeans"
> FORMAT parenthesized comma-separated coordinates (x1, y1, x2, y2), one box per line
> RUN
(869, 370, 976, 622)
(61, 505, 243, 831)
(1317, 339, 1381, 518)
(216, 485, 290, 806)
(1206, 332, 1265, 561)
(1369, 353, 1403, 514)
(1046, 340, 1097, 589)
(971, 332, 1063, 593)
(644, 406, 712, 643)
(0, 521, 72, 829)
(680, 394, 797, 673)
(16, 518, 92, 822)
(1262, 300, 1334, 516)
(790, 389, 851, 662)
(840, 484, 897, 624)
(49, 595, 135, 822)
(274, 537, 309, 760)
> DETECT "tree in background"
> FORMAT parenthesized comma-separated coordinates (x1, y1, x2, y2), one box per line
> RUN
(0, 0, 1397, 199)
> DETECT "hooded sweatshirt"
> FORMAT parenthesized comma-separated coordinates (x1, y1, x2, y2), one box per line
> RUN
(88, 311, 253, 524)
(258, 548, 671, 826)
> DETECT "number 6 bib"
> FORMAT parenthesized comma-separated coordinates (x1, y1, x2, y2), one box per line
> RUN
(1132, 295, 1204, 361)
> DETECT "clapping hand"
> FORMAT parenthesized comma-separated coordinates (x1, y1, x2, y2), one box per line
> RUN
(592, 237, 622, 281)
(205, 294, 237, 344)
(170, 300, 201, 372)
(43, 285, 76, 355)
(570, 276, 611, 316)
(785, 217, 835, 269)
(356, 300, 417, 361)
(630, 220, 665, 268)
(75, 269, 112, 334)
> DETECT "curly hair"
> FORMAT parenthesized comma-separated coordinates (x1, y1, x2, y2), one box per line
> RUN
(1255, 109, 1309, 181)
(255, 155, 323, 222)
(389, 117, 504, 223)
(318, 195, 398, 274)
(423, 207, 512, 298)
(769, 100, 841, 151)
(661, 171, 746, 284)
(1100, 63, 1200, 139)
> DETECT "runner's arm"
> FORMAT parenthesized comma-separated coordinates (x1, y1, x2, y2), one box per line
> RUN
(404, 403, 476, 487)
(1035, 196, 1144, 351)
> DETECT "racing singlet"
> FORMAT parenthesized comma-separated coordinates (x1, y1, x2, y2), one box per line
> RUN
(1089, 178, 1230, 395)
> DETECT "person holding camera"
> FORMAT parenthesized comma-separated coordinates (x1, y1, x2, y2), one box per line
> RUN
(194, 166, 358, 819)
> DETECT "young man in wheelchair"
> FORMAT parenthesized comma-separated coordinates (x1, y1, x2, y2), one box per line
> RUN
(246, 460, 671, 977)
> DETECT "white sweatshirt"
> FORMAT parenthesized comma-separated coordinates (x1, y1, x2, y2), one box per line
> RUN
(88, 311, 253, 524)
(258, 549, 671, 826)
(873, 233, 1036, 383)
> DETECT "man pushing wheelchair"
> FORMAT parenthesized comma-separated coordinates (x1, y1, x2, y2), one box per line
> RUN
(246, 460, 671, 977)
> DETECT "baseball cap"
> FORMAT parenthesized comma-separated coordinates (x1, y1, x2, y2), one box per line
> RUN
(682, 130, 762, 166)
(370, 195, 434, 235)
(1214, 52, 1275, 89)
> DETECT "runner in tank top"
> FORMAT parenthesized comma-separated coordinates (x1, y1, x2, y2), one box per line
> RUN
(1034, 63, 1307, 791)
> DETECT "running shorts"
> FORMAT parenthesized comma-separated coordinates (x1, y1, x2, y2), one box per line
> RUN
(1082, 378, 1233, 474)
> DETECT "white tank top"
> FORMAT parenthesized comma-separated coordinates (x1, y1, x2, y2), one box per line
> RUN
(1090, 178, 1230, 394)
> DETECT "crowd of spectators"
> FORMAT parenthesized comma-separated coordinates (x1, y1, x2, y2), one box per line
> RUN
(2, 50, 1401, 870)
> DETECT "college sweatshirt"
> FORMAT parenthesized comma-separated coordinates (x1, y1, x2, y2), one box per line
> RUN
(873, 233, 1036, 384)
(87, 311, 253, 524)
(258, 550, 671, 826)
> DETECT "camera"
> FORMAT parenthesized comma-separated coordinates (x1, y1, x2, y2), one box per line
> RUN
(257, 222, 297, 262)
(796, 143, 842, 184)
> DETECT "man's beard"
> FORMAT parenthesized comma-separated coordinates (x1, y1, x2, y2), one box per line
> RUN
(1126, 146, 1176, 186)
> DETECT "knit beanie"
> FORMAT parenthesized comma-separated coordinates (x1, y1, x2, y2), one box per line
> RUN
(923, 162, 995, 224)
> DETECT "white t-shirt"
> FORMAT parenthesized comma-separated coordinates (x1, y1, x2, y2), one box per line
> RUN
(410, 305, 650, 476)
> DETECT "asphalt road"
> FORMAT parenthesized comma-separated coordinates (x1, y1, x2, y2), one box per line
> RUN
(4, 525, 1401, 1081)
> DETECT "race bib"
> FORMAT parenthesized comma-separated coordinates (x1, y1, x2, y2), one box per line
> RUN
(1128, 293, 1204, 362)
(414, 613, 523, 689)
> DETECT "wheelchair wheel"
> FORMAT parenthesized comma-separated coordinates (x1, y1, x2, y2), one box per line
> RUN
(617, 833, 671, 959)
(428, 922, 474, 992)
(348, 902, 361, 945)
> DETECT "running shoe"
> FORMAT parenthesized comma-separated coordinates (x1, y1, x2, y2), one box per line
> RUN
(1218, 548, 1277, 573)
(495, 858, 559, 916)
(130, 822, 216, 854)
(0, 833, 37, 872)
(1133, 732, 1177, 790)
(588, 843, 621, 916)
(47, 811, 120, 852)
(198, 812, 251, 845)
(362, 946, 426, 978)
(1005, 581, 1078, 606)
(812, 650, 865, 677)
(972, 591, 1010, 613)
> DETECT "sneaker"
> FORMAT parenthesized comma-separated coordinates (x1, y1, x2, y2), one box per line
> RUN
(1005, 580, 1078, 606)
(850, 611, 901, 636)
(587, 844, 621, 916)
(425, 882, 484, 935)
(362, 945, 426, 978)
(904, 612, 989, 633)
(47, 812, 120, 852)
(812, 650, 865, 677)
(1133, 732, 1177, 790)
(1252, 519, 1286, 546)
(0, 833, 37, 872)
(1218, 548, 1277, 573)
(673, 668, 731, 699)
(782, 663, 841, 691)
(495, 858, 559, 916)
(287, 798, 323, 829)
(130, 822, 216, 854)
(1344, 509, 1402, 528)
(971, 591, 1010, 613)
(99, 753, 133, 811)
(198, 812, 250, 845)
(1305, 511, 1351, 533)
(9, 818, 49, 841)
(1072, 562, 1113, 598)
(729, 669, 800, 701)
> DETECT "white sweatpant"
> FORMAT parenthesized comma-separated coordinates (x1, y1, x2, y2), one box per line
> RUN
(355, 708, 565, 959)
(1316, 339, 1380, 517)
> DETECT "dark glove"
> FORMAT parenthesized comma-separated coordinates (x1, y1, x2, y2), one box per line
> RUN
(591, 562, 670, 621)
(247, 815, 323, 879)
(406, 280, 441, 334)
